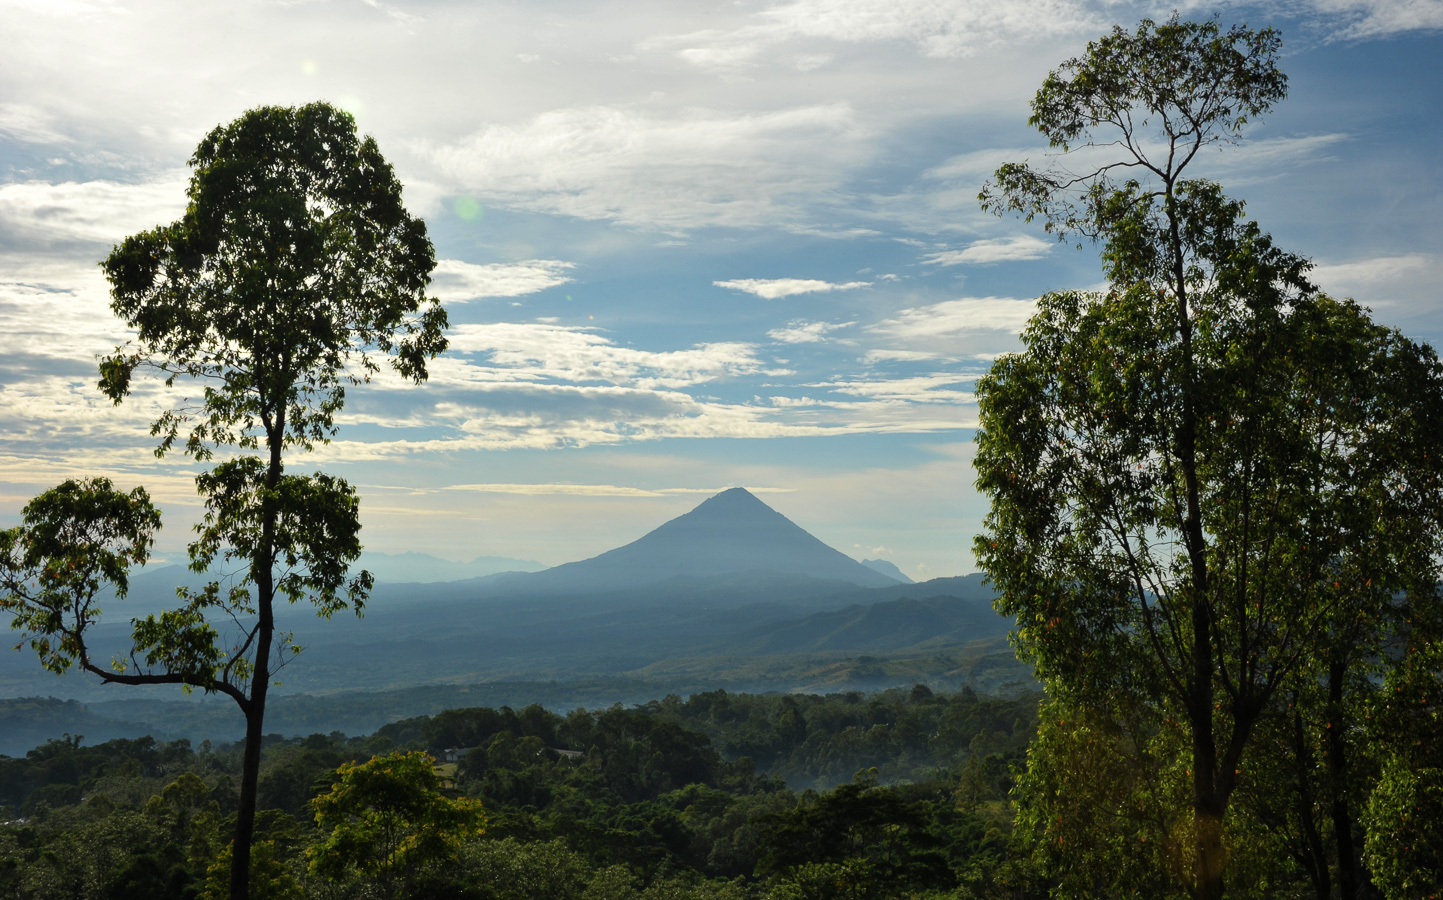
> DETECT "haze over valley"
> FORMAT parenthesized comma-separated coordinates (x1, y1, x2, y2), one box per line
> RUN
(0, 488, 1019, 753)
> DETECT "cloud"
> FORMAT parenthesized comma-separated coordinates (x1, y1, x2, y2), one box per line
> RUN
(0, 102, 74, 145)
(945, 133, 1354, 201)
(768, 320, 856, 343)
(863, 348, 946, 363)
(0, 173, 188, 245)
(1308, 0, 1443, 40)
(820, 373, 973, 404)
(715, 278, 870, 299)
(1192, 132, 1353, 186)
(923, 235, 1052, 266)
(655, 0, 1106, 70)
(873, 297, 1037, 339)
(1310, 253, 1443, 323)
(0, 256, 124, 363)
(416, 103, 871, 232)
(429, 258, 575, 302)
(442, 323, 769, 390)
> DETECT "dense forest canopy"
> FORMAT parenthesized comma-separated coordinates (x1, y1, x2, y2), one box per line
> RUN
(0, 687, 1036, 899)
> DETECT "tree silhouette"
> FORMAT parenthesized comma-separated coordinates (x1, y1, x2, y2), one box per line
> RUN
(1, 101, 447, 900)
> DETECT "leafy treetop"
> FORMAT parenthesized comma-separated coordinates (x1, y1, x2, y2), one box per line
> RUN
(979, 16, 1287, 242)
(99, 102, 448, 460)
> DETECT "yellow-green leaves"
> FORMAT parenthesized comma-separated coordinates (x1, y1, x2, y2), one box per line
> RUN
(309, 751, 485, 899)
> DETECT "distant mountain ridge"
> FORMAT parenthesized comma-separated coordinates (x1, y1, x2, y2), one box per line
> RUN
(861, 559, 913, 584)
(361, 551, 546, 584)
(475, 487, 902, 595)
(0, 488, 1024, 720)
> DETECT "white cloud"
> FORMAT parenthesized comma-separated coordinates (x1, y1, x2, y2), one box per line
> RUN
(0, 255, 123, 362)
(924, 146, 1030, 185)
(768, 319, 856, 343)
(1310, 253, 1443, 322)
(715, 277, 870, 299)
(444, 322, 767, 389)
(873, 297, 1037, 338)
(761, 0, 1102, 56)
(416, 103, 870, 232)
(429, 258, 575, 302)
(655, 0, 1105, 69)
(863, 348, 945, 363)
(1308, 0, 1443, 39)
(923, 235, 1052, 266)
(1192, 132, 1353, 186)
(821, 373, 973, 404)
(0, 102, 74, 145)
(0, 173, 188, 245)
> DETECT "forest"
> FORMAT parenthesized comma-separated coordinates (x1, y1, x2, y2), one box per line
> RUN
(0, 687, 1036, 899)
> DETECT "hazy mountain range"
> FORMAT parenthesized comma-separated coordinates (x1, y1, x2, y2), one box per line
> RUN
(0, 488, 1024, 751)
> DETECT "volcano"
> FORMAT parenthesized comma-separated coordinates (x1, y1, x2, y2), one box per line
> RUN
(497, 487, 904, 595)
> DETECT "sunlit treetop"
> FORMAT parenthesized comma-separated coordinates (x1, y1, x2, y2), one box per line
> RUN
(980, 16, 1288, 242)
(99, 102, 449, 460)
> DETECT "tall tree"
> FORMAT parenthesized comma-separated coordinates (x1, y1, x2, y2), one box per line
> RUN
(975, 17, 1443, 898)
(0, 102, 447, 900)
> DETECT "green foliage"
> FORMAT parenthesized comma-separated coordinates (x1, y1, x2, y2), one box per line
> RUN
(2, 100, 449, 900)
(1010, 699, 1191, 897)
(975, 14, 1443, 900)
(979, 15, 1286, 242)
(0, 479, 161, 676)
(202, 841, 301, 900)
(309, 751, 485, 899)
(0, 687, 1034, 899)
(755, 771, 954, 898)
(1362, 642, 1443, 899)
(1364, 760, 1443, 900)
(98, 101, 447, 459)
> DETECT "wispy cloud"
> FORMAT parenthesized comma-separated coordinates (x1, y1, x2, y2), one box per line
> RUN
(653, 0, 1106, 70)
(715, 278, 870, 299)
(1307, 0, 1443, 40)
(872, 297, 1037, 338)
(923, 235, 1051, 266)
(0, 173, 188, 245)
(1311, 252, 1443, 320)
(768, 319, 856, 343)
(821, 373, 973, 404)
(443, 323, 768, 389)
(0, 102, 74, 145)
(429, 258, 575, 302)
(417, 103, 870, 232)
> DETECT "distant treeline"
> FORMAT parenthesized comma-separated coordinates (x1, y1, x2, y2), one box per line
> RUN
(0, 686, 1037, 899)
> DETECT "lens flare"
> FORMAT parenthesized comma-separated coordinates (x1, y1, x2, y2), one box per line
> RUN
(453, 196, 483, 221)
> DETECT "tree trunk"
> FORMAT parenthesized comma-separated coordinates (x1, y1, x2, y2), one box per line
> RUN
(1192, 715, 1226, 900)
(1290, 692, 1331, 900)
(228, 435, 283, 900)
(230, 695, 266, 900)
(1327, 661, 1358, 900)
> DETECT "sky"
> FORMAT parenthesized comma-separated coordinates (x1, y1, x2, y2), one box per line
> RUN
(1, 0, 1440, 581)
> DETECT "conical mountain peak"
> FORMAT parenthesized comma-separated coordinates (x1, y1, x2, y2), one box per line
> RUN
(516, 487, 902, 594)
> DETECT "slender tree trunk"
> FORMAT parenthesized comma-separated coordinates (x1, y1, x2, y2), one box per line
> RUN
(231, 697, 264, 900)
(1192, 709, 1226, 900)
(1166, 189, 1226, 900)
(228, 434, 283, 900)
(1289, 692, 1332, 900)
(1327, 660, 1359, 900)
